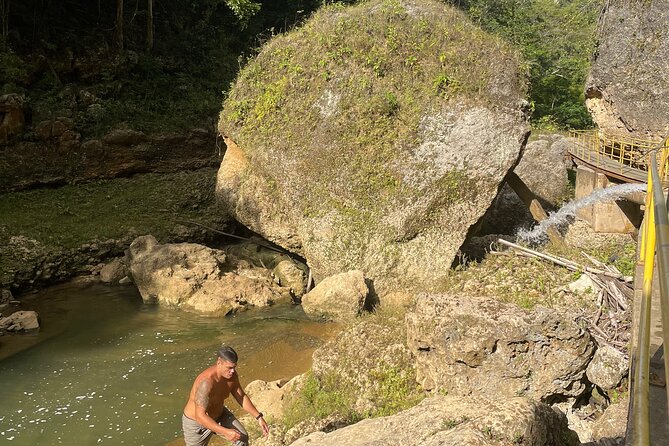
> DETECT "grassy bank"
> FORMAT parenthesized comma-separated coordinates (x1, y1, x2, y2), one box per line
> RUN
(0, 168, 227, 288)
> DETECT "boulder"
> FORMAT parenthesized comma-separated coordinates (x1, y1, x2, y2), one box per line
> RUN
(99, 258, 127, 284)
(272, 260, 305, 296)
(586, 0, 669, 139)
(126, 235, 285, 314)
(289, 395, 579, 446)
(245, 375, 304, 421)
(217, 0, 529, 294)
(301, 270, 368, 321)
(0, 310, 40, 332)
(406, 294, 595, 402)
(586, 345, 628, 391)
(0, 94, 26, 144)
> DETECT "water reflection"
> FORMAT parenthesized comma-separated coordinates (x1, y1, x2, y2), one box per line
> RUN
(0, 282, 335, 445)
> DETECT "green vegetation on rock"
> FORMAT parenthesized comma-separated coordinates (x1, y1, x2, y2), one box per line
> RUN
(454, 0, 601, 129)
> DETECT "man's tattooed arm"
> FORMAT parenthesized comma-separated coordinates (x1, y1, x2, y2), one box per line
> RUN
(195, 379, 212, 409)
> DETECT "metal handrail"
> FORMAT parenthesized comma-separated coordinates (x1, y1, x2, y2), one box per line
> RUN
(628, 137, 669, 445)
(568, 130, 669, 183)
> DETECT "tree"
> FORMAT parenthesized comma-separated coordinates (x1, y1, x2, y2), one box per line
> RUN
(146, 0, 153, 52)
(448, 0, 601, 129)
(224, 0, 261, 27)
(1, 0, 9, 51)
(115, 0, 124, 50)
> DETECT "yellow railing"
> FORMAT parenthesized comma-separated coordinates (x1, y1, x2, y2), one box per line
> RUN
(629, 136, 669, 445)
(569, 130, 669, 183)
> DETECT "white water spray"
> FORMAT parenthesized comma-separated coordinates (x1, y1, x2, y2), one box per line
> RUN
(517, 182, 647, 244)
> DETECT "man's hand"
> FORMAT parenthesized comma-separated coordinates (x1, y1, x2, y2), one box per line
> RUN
(223, 427, 242, 442)
(258, 417, 270, 436)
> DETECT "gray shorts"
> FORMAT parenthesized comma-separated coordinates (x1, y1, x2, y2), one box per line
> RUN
(182, 407, 248, 446)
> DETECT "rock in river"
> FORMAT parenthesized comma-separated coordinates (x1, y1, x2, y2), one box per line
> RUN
(126, 235, 287, 314)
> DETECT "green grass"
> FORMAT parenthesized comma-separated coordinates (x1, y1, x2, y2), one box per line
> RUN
(0, 168, 224, 287)
(0, 169, 221, 249)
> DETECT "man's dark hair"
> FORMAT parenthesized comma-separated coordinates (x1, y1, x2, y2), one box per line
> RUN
(216, 346, 238, 363)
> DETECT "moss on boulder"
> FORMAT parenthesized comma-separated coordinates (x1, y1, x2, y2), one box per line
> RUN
(217, 0, 529, 293)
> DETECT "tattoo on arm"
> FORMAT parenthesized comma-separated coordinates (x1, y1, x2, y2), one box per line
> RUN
(195, 380, 212, 409)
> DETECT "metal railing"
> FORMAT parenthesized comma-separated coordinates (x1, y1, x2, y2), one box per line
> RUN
(628, 136, 669, 445)
(569, 130, 669, 184)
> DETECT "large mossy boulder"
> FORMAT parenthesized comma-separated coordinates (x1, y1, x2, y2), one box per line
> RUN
(217, 0, 530, 293)
(586, 0, 669, 139)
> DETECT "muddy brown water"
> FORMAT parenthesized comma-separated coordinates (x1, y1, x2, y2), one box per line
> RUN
(0, 281, 336, 445)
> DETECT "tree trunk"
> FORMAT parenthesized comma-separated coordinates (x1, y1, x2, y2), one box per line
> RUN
(1, 0, 9, 51)
(146, 0, 153, 53)
(115, 0, 124, 51)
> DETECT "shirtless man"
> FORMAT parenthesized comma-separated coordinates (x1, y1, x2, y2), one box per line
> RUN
(182, 346, 269, 446)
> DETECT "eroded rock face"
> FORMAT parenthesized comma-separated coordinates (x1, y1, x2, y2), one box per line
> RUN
(244, 375, 304, 422)
(406, 294, 595, 402)
(301, 270, 368, 321)
(311, 315, 415, 414)
(479, 134, 572, 235)
(289, 395, 579, 446)
(217, 0, 529, 294)
(586, 0, 669, 139)
(126, 235, 287, 314)
(1, 126, 218, 192)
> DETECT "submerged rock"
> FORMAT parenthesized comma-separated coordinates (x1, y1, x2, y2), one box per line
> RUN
(217, 0, 529, 294)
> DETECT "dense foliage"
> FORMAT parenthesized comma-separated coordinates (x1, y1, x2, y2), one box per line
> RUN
(451, 0, 601, 129)
(0, 0, 601, 135)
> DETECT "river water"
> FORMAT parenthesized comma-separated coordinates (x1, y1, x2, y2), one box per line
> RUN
(0, 282, 335, 445)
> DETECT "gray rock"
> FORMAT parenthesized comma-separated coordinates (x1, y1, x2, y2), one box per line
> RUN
(216, 0, 529, 295)
(586, 0, 669, 139)
(479, 133, 572, 234)
(591, 395, 628, 445)
(99, 258, 127, 284)
(301, 270, 368, 321)
(586, 345, 628, 391)
(289, 395, 579, 446)
(272, 260, 305, 297)
(245, 375, 304, 422)
(0, 310, 40, 332)
(126, 235, 284, 314)
(406, 294, 595, 402)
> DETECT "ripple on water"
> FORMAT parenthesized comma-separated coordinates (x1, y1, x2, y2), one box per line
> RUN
(0, 283, 336, 445)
